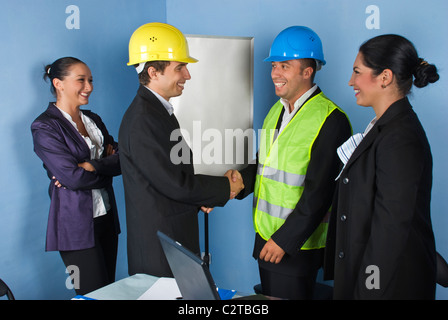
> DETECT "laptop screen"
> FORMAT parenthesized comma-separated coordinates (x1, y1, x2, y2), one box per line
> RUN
(157, 231, 221, 300)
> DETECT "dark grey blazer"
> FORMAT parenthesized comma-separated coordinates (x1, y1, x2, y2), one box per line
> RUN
(119, 85, 230, 277)
(325, 97, 436, 299)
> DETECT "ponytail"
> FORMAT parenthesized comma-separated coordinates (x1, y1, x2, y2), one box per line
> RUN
(413, 58, 439, 88)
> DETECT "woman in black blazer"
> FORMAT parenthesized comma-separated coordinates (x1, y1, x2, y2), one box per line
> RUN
(325, 35, 440, 299)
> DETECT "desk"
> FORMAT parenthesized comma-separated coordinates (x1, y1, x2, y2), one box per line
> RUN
(86, 274, 159, 300)
(84, 274, 251, 300)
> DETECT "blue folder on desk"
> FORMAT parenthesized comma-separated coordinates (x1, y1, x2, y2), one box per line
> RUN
(157, 231, 222, 300)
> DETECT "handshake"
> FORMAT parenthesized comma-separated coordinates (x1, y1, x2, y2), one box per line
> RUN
(200, 169, 244, 214)
(225, 169, 244, 200)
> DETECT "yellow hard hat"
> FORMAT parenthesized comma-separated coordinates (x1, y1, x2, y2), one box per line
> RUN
(127, 22, 198, 66)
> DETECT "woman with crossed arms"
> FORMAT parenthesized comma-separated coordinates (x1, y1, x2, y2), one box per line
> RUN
(31, 57, 121, 295)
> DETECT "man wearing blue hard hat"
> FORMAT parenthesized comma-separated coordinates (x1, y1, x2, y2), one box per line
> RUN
(234, 26, 351, 299)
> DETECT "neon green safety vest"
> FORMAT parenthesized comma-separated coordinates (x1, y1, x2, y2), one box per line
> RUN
(254, 92, 345, 250)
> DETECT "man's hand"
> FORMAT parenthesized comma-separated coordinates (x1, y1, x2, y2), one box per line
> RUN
(224, 169, 244, 199)
(259, 238, 285, 264)
(200, 206, 214, 214)
(200, 170, 244, 213)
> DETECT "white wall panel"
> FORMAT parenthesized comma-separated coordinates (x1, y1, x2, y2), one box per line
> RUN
(172, 35, 254, 175)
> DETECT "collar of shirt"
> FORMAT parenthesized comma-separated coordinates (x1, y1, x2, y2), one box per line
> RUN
(278, 84, 318, 134)
(364, 117, 377, 135)
(55, 104, 80, 124)
(144, 86, 174, 116)
(335, 116, 377, 181)
(279, 84, 318, 115)
(55, 105, 104, 159)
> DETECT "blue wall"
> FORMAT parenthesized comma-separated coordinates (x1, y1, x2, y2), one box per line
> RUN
(1, 0, 447, 299)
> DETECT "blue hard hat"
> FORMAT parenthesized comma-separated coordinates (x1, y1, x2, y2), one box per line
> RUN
(264, 26, 326, 66)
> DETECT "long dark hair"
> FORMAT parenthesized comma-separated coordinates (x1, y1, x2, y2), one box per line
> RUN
(44, 57, 86, 96)
(359, 34, 439, 95)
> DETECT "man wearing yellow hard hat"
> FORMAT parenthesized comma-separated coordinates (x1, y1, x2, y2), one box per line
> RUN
(118, 23, 244, 277)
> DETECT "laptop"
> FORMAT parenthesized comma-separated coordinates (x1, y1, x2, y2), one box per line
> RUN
(157, 231, 221, 300)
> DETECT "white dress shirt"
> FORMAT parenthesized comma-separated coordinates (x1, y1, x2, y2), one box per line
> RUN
(278, 84, 318, 134)
(56, 105, 110, 218)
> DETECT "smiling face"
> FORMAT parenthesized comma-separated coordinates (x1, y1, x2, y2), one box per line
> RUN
(270, 59, 313, 107)
(348, 52, 384, 107)
(147, 61, 191, 101)
(53, 63, 93, 107)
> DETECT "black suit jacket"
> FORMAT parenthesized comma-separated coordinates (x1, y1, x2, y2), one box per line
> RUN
(325, 97, 436, 299)
(119, 86, 230, 277)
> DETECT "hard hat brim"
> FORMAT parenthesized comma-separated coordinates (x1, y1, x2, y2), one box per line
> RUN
(127, 56, 198, 66)
(264, 55, 326, 65)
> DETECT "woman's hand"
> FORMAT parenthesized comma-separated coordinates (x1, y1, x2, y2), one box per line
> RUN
(106, 144, 116, 156)
(52, 176, 64, 189)
(78, 162, 96, 172)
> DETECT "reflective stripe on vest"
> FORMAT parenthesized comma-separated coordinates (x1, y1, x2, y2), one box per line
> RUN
(253, 92, 342, 250)
(254, 196, 294, 220)
(256, 163, 306, 188)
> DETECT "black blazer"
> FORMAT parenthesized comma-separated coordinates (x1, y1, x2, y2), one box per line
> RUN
(325, 97, 436, 299)
(119, 86, 230, 277)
